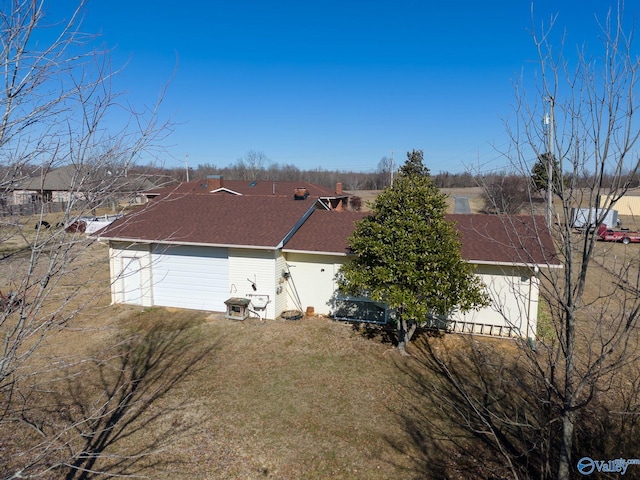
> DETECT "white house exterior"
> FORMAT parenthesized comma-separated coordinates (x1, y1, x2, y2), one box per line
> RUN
(449, 264, 540, 338)
(282, 252, 544, 338)
(281, 211, 367, 316)
(109, 242, 284, 319)
(449, 214, 559, 338)
(97, 182, 561, 339)
(110, 241, 154, 307)
(282, 212, 560, 339)
(98, 186, 327, 320)
(284, 253, 348, 314)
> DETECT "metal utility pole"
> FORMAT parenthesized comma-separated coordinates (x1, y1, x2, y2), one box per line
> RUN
(545, 97, 555, 228)
(185, 154, 190, 182)
(390, 150, 394, 187)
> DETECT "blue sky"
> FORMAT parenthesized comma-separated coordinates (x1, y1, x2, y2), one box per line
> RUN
(46, 0, 634, 173)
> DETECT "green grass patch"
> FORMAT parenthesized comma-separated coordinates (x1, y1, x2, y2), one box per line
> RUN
(536, 297, 556, 341)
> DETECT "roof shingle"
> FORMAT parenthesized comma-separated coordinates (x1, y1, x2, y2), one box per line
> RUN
(448, 214, 561, 266)
(283, 211, 368, 255)
(283, 211, 560, 267)
(98, 193, 316, 248)
(100, 191, 560, 267)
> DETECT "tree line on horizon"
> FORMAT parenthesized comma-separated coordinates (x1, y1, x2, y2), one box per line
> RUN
(128, 150, 640, 196)
(125, 151, 640, 218)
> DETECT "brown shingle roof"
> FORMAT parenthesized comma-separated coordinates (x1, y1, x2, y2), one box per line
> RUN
(283, 211, 368, 255)
(101, 190, 560, 267)
(448, 214, 560, 266)
(218, 180, 341, 198)
(145, 179, 344, 199)
(97, 193, 316, 248)
(284, 212, 560, 267)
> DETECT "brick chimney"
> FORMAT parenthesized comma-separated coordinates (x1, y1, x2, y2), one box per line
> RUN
(336, 182, 343, 195)
(206, 175, 223, 191)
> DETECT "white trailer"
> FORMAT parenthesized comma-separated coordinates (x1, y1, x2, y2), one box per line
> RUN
(571, 207, 620, 230)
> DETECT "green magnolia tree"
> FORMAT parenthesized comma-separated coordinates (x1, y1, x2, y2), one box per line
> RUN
(338, 150, 489, 354)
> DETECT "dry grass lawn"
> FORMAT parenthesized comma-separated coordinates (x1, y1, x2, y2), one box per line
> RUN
(5, 199, 640, 478)
(349, 187, 485, 214)
(13, 242, 424, 479)
(27, 236, 637, 479)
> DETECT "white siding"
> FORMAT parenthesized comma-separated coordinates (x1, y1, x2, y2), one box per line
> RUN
(122, 257, 142, 303)
(109, 241, 540, 339)
(228, 248, 278, 319)
(274, 252, 288, 317)
(151, 244, 228, 312)
(285, 252, 540, 338)
(451, 264, 538, 338)
(109, 242, 153, 307)
(284, 252, 345, 315)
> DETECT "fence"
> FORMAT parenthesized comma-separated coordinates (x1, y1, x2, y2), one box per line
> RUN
(333, 296, 390, 324)
(0, 201, 71, 217)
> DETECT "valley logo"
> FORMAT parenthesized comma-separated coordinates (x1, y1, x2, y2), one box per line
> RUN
(577, 457, 640, 476)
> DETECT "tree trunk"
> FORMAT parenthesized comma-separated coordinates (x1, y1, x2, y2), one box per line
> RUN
(397, 318, 417, 355)
(557, 409, 575, 480)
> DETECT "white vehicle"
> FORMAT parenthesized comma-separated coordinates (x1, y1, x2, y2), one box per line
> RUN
(65, 214, 123, 234)
(571, 207, 620, 230)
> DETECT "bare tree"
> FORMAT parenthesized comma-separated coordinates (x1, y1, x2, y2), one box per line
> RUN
(237, 150, 270, 180)
(0, 1, 174, 477)
(376, 156, 393, 189)
(481, 173, 531, 214)
(410, 5, 640, 480)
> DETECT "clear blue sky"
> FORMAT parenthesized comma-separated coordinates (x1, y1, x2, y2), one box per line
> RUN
(46, 0, 634, 173)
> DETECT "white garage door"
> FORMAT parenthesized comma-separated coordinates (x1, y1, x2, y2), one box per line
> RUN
(151, 245, 228, 312)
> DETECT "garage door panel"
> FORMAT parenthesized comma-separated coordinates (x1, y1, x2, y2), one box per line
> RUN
(151, 245, 228, 311)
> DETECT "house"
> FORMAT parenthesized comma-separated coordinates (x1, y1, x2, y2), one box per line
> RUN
(10, 164, 82, 205)
(446, 214, 560, 338)
(9, 164, 162, 207)
(282, 211, 560, 338)
(97, 192, 321, 319)
(96, 185, 561, 339)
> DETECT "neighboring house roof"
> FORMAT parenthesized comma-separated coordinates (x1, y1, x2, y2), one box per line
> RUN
(282, 210, 368, 255)
(97, 193, 317, 249)
(17, 164, 81, 191)
(111, 174, 167, 193)
(219, 180, 342, 198)
(14, 164, 163, 193)
(143, 180, 205, 197)
(145, 178, 346, 199)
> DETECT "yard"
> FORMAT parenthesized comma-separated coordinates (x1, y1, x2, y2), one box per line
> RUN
(3, 204, 640, 478)
(1, 242, 425, 478)
(351, 187, 485, 214)
(1, 236, 500, 478)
